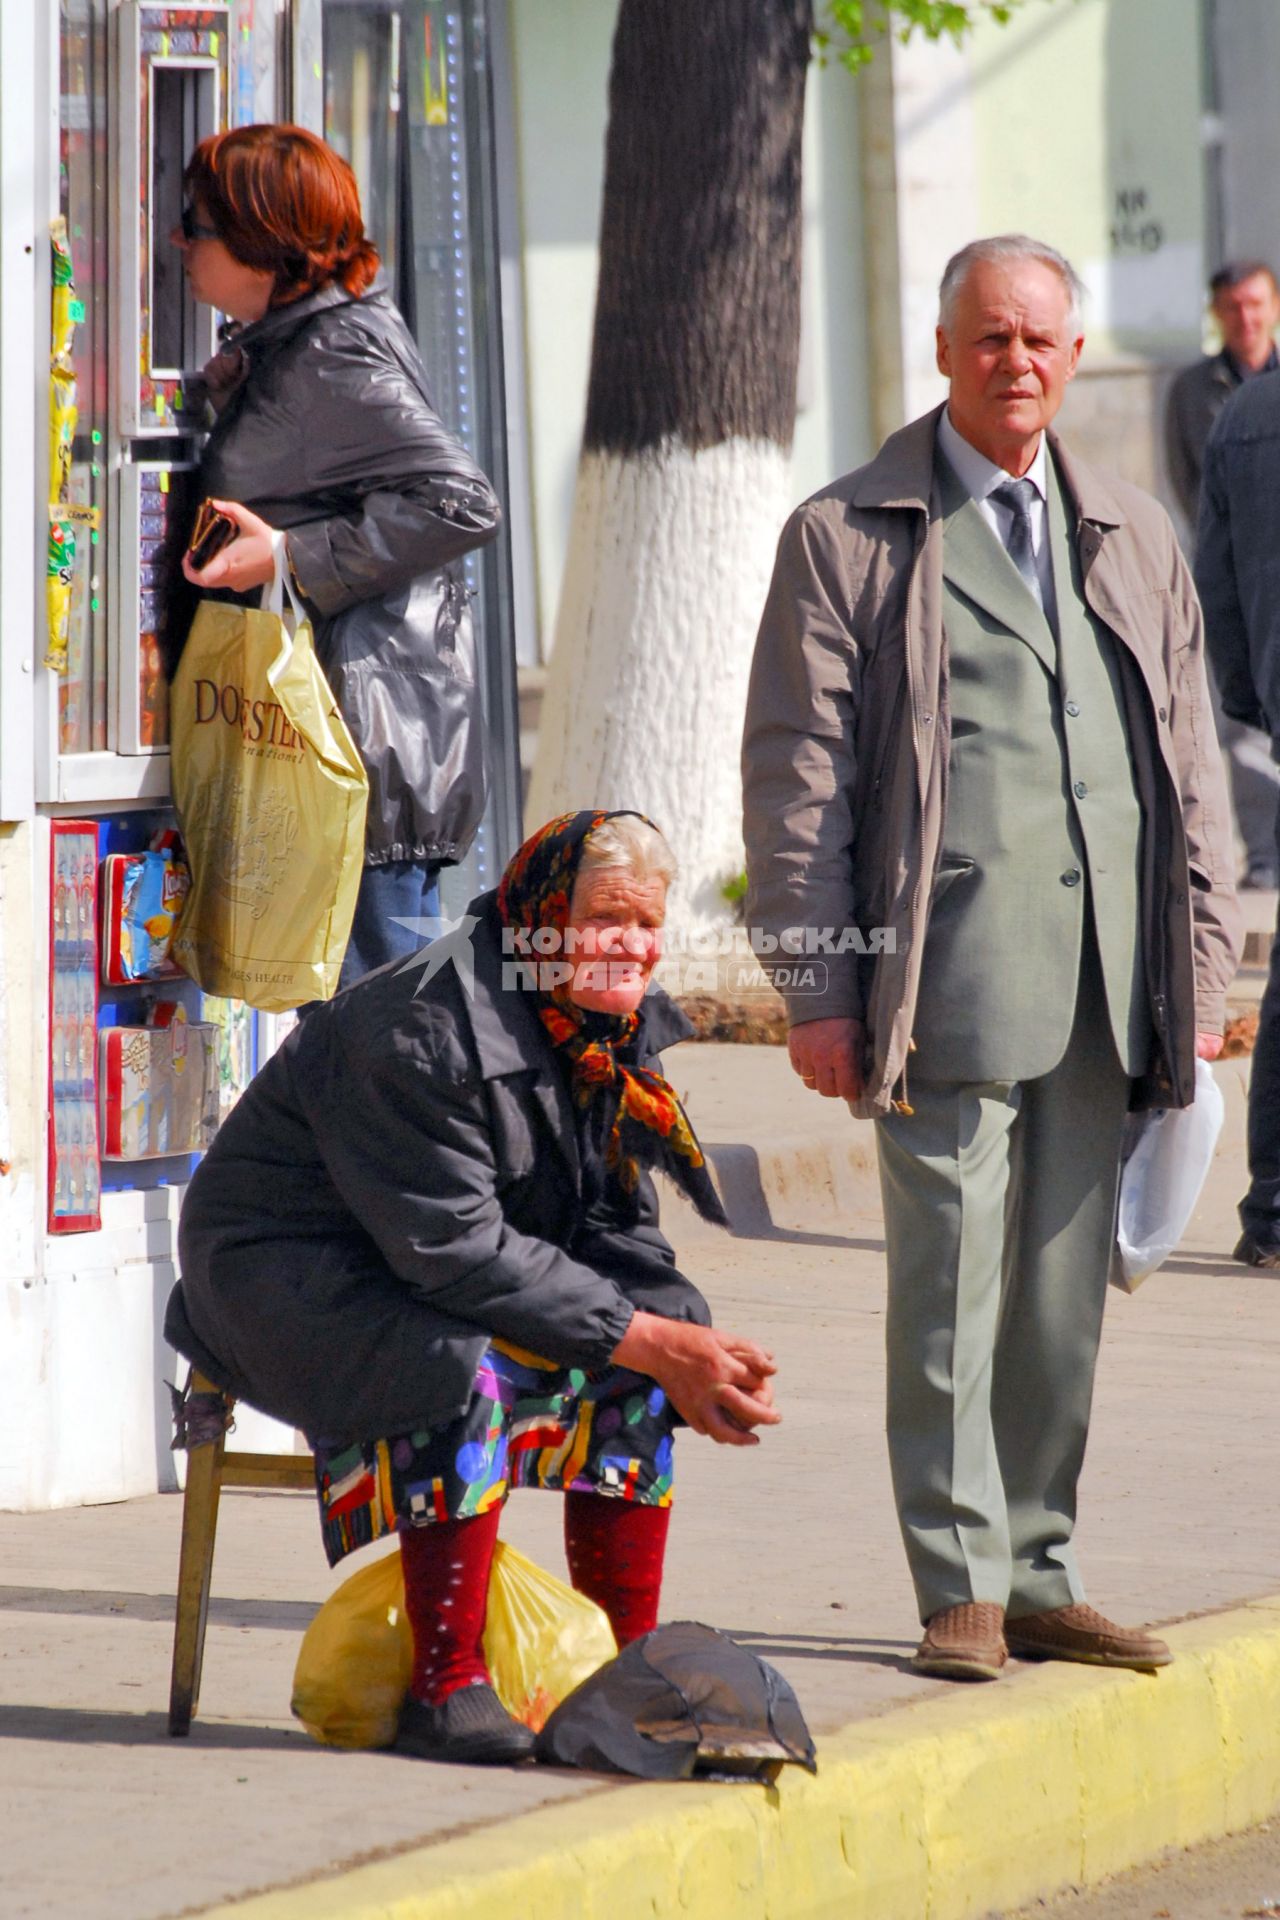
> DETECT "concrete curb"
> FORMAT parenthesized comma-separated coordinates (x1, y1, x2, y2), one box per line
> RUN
(202, 1597, 1280, 1920)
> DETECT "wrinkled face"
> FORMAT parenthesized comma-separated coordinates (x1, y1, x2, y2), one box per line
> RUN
(1212, 272, 1280, 368)
(563, 868, 667, 1017)
(936, 256, 1083, 471)
(170, 199, 275, 324)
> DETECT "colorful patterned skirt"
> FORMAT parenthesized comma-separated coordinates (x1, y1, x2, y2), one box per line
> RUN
(313, 1338, 678, 1567)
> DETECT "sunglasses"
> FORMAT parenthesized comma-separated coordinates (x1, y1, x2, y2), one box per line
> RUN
(179, 206, 219, 243)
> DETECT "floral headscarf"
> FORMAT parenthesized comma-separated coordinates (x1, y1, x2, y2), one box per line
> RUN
(497, 810, 728, 1228)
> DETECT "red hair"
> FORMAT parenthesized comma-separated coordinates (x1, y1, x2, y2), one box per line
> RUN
(184, 124, 380, 305)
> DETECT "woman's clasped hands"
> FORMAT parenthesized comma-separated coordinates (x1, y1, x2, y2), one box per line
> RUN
(612, 1311, 780, 1447)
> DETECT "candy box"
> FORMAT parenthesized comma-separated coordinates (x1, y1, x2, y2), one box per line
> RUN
(101, 842, 191, 983)
(99, 1012, 220, 1159)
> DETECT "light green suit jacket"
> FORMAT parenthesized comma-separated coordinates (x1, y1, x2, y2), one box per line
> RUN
(908, 451, 1149, 1083)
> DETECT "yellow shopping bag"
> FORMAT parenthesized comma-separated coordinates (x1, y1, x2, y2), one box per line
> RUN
(169, 550, 367, 1011)
(291, 1549, 411, 1751)
(484, 1540, 617, 1734)
(291, 1540, 617, 1749)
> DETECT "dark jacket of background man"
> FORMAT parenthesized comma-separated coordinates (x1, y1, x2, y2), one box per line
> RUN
(1197, 376, 1280, 766)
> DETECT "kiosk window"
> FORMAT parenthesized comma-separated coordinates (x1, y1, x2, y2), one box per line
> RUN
(58, 0, 110, 755)
(150, 65, 214, 376)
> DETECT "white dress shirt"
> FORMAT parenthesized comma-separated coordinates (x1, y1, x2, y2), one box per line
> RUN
(936, 408, 1058, 631)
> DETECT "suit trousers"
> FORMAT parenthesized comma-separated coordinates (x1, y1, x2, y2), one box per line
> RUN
(875, 939, 1131, 1623)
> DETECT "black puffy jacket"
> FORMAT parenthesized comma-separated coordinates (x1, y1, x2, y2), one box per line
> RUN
(164, 896, 711, 1446)
(187, 276, 501, 866)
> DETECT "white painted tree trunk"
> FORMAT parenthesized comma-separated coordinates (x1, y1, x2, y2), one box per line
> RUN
(528, 436, 792, 931)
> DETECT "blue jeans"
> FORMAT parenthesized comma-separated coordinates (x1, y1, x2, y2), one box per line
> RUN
(337, 859, 442, 992)
(1242, 802, 1280, 1246)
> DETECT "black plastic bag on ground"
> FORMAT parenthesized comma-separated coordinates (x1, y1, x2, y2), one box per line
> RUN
(535, 1620, 817, 1781)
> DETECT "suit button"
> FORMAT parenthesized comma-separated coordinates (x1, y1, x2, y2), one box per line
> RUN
(1065, 701, 1080, 717)
(1061, 868, 1082, 887)
(1073, 780, 1087, 797)
(1158, 707, 1168, 722)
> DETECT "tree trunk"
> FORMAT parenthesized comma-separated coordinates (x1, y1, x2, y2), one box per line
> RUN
(528, 0, 813, 928)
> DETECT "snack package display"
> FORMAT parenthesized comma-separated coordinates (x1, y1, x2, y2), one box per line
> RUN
(99, 1008, 220, 1159)
(100, 837, 191, 984)
(48, 821, 102, 1233)
(46, 216, 83, 676)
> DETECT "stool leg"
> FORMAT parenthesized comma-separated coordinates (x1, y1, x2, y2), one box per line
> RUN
(168, 1425, 226, 1737)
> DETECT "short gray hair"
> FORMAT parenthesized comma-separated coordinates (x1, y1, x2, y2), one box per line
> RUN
(578, 813, 678, 890)
(938, 234, 1086, 335)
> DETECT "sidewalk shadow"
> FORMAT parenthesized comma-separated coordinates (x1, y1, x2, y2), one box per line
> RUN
(704, 1144, 885, 1253)
(1157, 1256, 1246, 1277)
(0, 1704, 320, 1751)
(0, 1585, 318, 1632)
(722, 1627, 917, 1675)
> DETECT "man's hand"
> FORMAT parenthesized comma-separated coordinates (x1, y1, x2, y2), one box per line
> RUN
(788, 1016, 866, 1100)
(1196, 1031, 1224, 1061)
(611, 1312, 780, 1447)
(182, 499, 278, 593)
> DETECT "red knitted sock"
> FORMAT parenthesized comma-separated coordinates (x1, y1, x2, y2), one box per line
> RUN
(563, 1492, 671, 1647)
(399, 1506, 502, 1705)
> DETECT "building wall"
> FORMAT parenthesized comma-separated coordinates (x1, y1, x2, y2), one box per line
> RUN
(969, 0, 1204, 363)
(875, 0, 1206, 518)
(793, 57, 876, 499)
(507, 0, 614, 657)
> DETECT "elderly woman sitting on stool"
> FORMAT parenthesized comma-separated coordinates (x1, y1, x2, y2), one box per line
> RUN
(165, 810, 779, 1765)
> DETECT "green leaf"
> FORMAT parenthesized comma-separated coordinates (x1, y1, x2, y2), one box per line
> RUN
(817, 0, 1041, 66)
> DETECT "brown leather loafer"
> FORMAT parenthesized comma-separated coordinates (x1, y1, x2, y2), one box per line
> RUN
(912, 1602, 1007, 1680)
(1005, 1603, 1173, 1671)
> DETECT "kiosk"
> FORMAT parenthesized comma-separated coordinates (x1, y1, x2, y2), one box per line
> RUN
(0, 0, 523, 1507)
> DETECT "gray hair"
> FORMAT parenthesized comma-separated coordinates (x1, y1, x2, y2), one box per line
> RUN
(938, 234, 1086, 335)
(578, 813, 678, 890)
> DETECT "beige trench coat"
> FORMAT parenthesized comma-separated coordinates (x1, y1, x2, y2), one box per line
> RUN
(741, 407, 1243, 1120)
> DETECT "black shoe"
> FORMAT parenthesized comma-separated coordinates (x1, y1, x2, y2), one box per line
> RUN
(396, 1684, 535, 1766)
(1234, 1232, 1280, 1269)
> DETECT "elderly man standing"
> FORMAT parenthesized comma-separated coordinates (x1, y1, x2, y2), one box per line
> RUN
(742, 234, 1241, 1681)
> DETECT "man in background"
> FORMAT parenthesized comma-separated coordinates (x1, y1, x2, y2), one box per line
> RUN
(1167, 261, 1280, 890)
(1196, 359, 1280, 1268)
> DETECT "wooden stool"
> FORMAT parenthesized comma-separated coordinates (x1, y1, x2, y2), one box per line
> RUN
(168, 1370, 315, 1737)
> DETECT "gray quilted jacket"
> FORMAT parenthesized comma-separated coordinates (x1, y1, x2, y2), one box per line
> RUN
(195, 276, 501, 867)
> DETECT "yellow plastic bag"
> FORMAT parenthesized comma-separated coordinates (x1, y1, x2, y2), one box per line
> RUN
(169, 555, 367, 1012)
(291, 1540, 617, 1750)
(484, 1540, 617, 1733)
(291, 1548, 411, 1750)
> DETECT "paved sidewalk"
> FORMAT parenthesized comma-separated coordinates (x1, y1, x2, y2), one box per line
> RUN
(2, 1046, 1279, 1920)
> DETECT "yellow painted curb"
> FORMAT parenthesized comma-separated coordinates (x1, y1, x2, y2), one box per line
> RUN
(206, 1597, 1280, 1920)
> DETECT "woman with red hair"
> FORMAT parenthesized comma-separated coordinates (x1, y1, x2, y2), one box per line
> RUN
(167, 123, 501, 984)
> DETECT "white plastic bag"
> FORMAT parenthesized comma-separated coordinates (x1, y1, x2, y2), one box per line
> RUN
(1110, 1057, 1225, 1293)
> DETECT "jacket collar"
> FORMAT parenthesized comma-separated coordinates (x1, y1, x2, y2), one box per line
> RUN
(850, 402, 1130, 532)
(228, 272, 390, 360)
(463, 891, 694, 1082)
